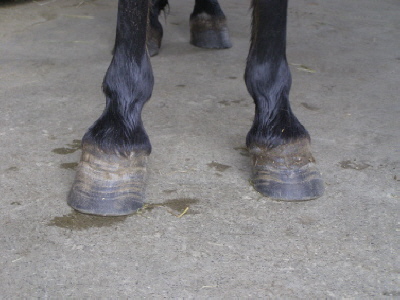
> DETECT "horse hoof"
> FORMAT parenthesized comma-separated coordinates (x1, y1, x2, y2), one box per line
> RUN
(190, 14, 232, 49)
(147, 27, 162, 57)
(147, 38, 160, 57)
(68, 144, 148, 216)
(250, 139, 324, 201)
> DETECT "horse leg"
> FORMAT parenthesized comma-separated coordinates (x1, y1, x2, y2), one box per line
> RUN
(148, 0, 169, 56)
(68, 0, 153, 216)
(245, 0, 324, 200)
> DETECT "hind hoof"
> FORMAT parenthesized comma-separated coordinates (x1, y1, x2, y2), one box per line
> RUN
(147, 38, 160, 57)
(250, 139, 324, 201)
(147, 27, 162, 57)
(68, 144, 148, 216)
(190, 14, 232, 49)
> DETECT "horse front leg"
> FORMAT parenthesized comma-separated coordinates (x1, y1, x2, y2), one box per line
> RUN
(68, 0, 153, 216)
(245, 0, 324, 201)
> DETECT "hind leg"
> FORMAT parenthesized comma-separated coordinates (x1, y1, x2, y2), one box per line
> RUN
(147, 0, 169, 56)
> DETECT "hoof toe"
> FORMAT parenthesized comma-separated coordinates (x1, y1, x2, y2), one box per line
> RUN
(252, 162, 324, 201)
(68, 145, 148, 216)
(250, 139, 324, 201)
(190, 15, 232, 49)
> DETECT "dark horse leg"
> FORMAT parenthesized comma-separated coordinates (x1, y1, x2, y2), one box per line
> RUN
(147, 0, 169, 56)
(68, 0, 153, 216)
(148, 0, 232, 56)
(245, 0, 324, 200)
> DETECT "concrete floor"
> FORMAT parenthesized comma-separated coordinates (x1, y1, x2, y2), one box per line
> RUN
(1, 0, 399, 297)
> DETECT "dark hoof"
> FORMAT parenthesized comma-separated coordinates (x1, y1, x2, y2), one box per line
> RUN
(147, 38, 160, 57)
(250, 139, 324, 201)
(147, 26, 162, 57)
(190, 14, 232, 49)
(68, 144, 148, 216)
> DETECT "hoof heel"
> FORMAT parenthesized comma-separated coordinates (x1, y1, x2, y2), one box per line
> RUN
(190, 14, 232, 49)
(250, 139, 324, 201)
(68, 145, 148, 216)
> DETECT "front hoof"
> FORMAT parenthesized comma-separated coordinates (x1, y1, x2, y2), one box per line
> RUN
(190, 14, 232, 49)
(250, 140, 324, 201)
(68, 144, 149, 216)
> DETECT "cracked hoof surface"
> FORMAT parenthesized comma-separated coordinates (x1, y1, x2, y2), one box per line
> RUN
(190, 14, 232, 49)
(68, 144, 148, 216)
(250, 139, 324, 201)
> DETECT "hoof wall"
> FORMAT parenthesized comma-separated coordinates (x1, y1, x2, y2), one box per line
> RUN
(147, 28, 162, 57)
(252, 163, 324, 201)
(190, 15, 232, 49)
(147, 25, 163, 56)
(68, 145, 148, 216)
(147, 40, 160, 57)
(250, 140, 324, 201)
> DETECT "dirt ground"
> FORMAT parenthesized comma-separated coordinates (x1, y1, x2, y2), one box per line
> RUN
(1, 0, 399, 297)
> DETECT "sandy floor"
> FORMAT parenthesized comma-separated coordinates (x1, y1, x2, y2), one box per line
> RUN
(1, 0, 399, 297)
